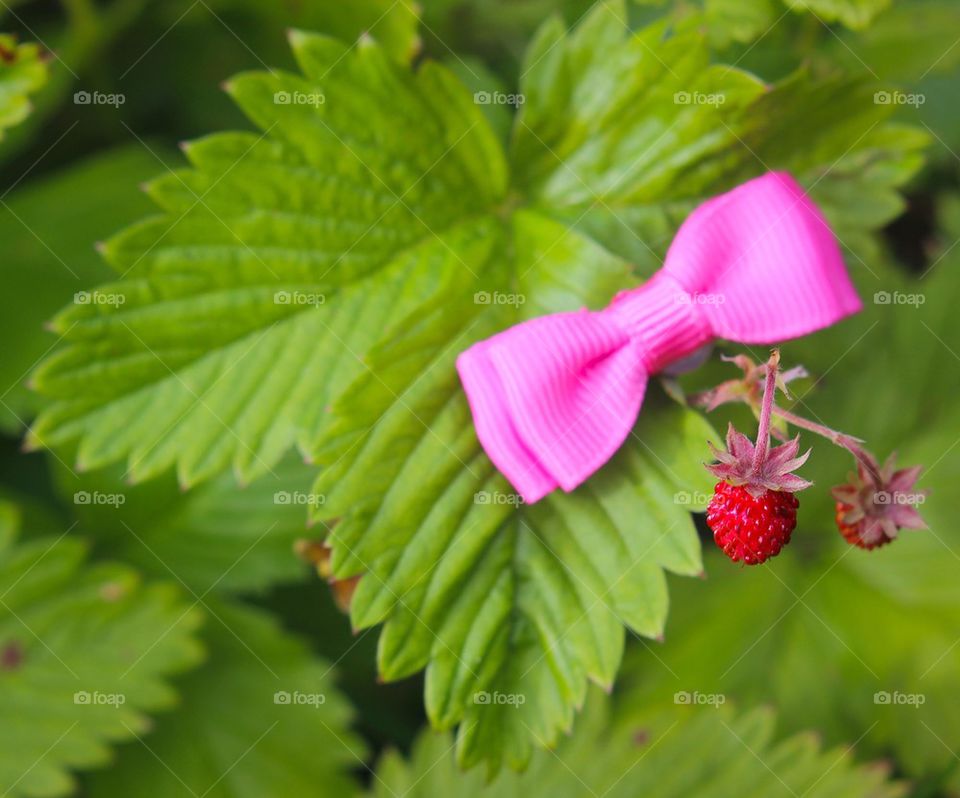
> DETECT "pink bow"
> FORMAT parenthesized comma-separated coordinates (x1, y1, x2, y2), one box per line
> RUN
(456, 172, 862, 504)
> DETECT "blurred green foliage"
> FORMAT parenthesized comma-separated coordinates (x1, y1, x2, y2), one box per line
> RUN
(0, 0, 957, 795)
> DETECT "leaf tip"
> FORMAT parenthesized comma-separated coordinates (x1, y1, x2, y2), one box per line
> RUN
(286, 27, 314, 53)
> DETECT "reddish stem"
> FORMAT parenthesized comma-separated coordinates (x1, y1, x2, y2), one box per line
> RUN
(750, 350, 779, 477)
(771, 405, 883, 484)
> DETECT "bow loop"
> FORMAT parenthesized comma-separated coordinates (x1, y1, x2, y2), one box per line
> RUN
(457, 310, 644, 501)
(660, 172, 861, 342)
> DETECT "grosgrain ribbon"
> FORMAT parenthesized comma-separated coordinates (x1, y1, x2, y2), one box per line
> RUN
(456, 172, 862, 504)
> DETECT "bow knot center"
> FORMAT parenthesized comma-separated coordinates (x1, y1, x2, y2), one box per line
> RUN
(603, 272, 714, 374)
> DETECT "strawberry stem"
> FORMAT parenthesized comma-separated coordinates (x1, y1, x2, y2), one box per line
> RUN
(750, 349, 779, 477)
(693, 349, 888, 485)
(770, 405, 883, 483)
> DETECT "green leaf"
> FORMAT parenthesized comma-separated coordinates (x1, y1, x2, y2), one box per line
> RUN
(705, 0, 778, 47)
(302, 0, 421, 63)
(208, 0, 422, 64)
(318, 337, 714, 772)
(52, 452, 318, 595)
(370, 687, 903, 797)
(0, 146, 168, 432)
(86, 600, 365, 798)
(512, 10, 926, 266)
(735, 75, 929, 255)
(28, 30, 507, 487)
(0, 35, 46, 141)
(783, 0, 891, 29)
(0, 503, 203, 798)
(820, 0, 960, 82)
(27, 1, 929, 771)
(310, 207, 714, 771)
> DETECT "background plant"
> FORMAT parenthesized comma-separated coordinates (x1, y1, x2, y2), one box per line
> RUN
(0, 0, 957, 795)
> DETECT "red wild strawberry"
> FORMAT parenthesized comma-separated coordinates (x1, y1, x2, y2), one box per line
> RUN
(834, 501, 887, 549)
(709, 481, 799, 564)
(703, 350, 812, 565)
(832, 452, 926, 549)
(705, 424, 810, 565)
